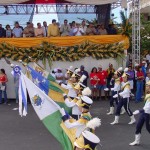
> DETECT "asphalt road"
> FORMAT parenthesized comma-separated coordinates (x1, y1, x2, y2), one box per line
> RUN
(0, 100, 150, 150)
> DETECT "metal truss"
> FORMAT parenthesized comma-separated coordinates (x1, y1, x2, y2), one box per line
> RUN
(111, 0, 132, 9)
(0, 1, 133, 15)
(0, 4, 96, 15)
(131, 0, 141, 64)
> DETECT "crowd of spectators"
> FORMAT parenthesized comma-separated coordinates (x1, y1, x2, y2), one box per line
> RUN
(1, 55, 150, 104)
(0, 19, 117, 38)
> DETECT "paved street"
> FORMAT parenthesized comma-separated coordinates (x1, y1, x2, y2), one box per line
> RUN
(0, 100, 150, 150)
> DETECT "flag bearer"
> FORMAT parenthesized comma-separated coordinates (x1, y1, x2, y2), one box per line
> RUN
(60, 96, 93, 138)
(111, 72, 136, 125)
(129, 81, 150, 146)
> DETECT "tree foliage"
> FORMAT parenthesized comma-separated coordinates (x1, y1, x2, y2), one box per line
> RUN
(140, 14, 150, 51)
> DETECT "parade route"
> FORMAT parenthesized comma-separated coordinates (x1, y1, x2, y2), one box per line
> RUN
(0, 100, 150, 150)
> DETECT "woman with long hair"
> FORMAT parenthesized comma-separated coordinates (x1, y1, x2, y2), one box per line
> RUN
(90, 67, 99, 100)
(0, 69, 8, 104)
(136, 66, 145, 102)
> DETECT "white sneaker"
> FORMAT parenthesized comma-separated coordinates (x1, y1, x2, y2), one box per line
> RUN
(104, 88, 109, 91)
(113, 94, 118, 98)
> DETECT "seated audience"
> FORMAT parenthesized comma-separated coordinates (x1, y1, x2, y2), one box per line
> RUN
(73, 23, 84, 36)
(60, 19, 70, 36)
(12, 22, 23, 38)
(23, 22, 34, 37)
(86, 23, 97, 35)
(48, 19, 60, 37)
(34, 23, 44, 37)
(0, 24, 5, 38)
(5, 24, 12, 38)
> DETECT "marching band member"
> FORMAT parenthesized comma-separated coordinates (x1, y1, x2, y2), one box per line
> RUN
(127, 65, 134, 94)
(107, 69, 122, 115)
(60, 96, 93, 138)
(64, 66, 74, 84)
(63, 75, 87, 120)
(111, 72, 136, 125)
(61, 66, 78, 99)
(74, 130, 100, 150)
(129, 81, 150, 146)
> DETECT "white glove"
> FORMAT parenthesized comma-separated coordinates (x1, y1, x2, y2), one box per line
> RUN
(111, 88, 114, 91)
(56, 80, 61, 84)
(119, 92, 123, 97)
(113, 94, 118, 98)
(60, 108, 66, 116)
(133, 110, 140, 115)
(63, 93, 67, 97)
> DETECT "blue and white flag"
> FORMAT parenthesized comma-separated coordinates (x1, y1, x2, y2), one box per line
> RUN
(19, 72, 27, 116)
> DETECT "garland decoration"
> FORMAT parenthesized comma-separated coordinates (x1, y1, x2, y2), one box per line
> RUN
(0, 41, 125, 68)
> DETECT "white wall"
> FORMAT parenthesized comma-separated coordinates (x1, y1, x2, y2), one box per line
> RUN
(0, 57, 125, 99)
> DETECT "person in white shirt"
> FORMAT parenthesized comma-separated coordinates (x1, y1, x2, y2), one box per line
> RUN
(80, 20, 87, 33)
(73, 23, 84, 36)
(146, 72, 150, 83)
(12, 22, 23, 38)
(146, 52, 150, 64)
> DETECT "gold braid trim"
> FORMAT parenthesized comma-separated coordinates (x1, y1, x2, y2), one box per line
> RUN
(121, 83, 130, 90)
(84, 144, 93, 150)
(145, 94, 150, 102)
(78, 118, 88, 124)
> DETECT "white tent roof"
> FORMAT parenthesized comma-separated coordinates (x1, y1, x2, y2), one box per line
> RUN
(0, 0, 29, 4)
(66, 0, 118, 5)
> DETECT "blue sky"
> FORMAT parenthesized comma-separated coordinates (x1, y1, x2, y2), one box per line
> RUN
(0, 6, 126, 28)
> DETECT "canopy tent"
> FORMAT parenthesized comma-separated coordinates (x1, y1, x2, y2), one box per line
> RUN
(0, 0, 119, 5)
(0, 0, 29, 4)
(65, 0, 118, 5)
(0, 0, 68, 4)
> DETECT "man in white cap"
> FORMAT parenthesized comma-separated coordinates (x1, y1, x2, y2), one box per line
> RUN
(74, 130, 100, 150)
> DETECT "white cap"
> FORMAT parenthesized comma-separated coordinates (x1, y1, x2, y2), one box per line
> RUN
(142, 61, 146, 64)
(82, 131, 100, 149)
(79, 96, 93, 109)
(124, 67, 128, 72)
(117, 67, 123, 71)
(54, 68, 58, 72)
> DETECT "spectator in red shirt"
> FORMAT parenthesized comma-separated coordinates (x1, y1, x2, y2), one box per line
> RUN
(97, 65, 108, 100)
(0, 69, 8, 104)
(90, 67, 99, 100)
(136, 66, 145, 102)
